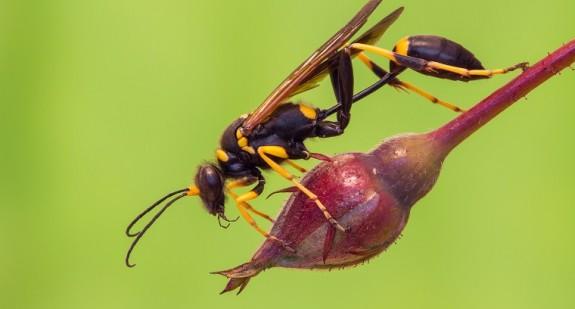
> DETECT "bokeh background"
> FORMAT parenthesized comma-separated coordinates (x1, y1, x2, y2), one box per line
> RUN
(2, 0, 575, 308)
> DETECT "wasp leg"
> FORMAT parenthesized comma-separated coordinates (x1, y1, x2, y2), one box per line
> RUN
(227, 176, 292, 251)
(257, 145, 347, 232)
(234, 200, 293, 252)
(285, 160, 307, 173)
(328, 49, 354, 130)
(226, 189, 275, 223)
(319, 72, 397, 121)
(350, 43, 528, 79)
(226, 176, 274, 223)
(227, 177, 257, 189)
(307, 152, 333, 162)
(393, 80, 466, 112)
(314, 49, 356, 138)
(313, 121, 344, 138)
(426, 61, 528, 78)
(356, 52, 466, 113)
(233, 174, 265, 204)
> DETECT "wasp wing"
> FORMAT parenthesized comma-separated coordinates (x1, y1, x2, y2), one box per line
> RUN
(351, 6, 403, 47)
(290, 6, 404, 98)
(241, 0, 383, 134)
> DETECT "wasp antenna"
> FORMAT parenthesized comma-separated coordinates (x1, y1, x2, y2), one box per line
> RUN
(126, 189, 188, 237)
(125, 192, 188, 268)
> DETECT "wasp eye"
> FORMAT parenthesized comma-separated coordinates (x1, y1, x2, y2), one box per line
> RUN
(195, 164, 225, 215)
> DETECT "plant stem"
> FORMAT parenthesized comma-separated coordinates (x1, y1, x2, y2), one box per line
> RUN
(431, 39, 575, 153)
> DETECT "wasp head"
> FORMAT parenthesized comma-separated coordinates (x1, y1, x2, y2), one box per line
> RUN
(195, 163, 238, 228)
(195, 163, 226, 216)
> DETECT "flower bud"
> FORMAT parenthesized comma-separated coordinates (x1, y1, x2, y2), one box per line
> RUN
(214, 133, 448, 294)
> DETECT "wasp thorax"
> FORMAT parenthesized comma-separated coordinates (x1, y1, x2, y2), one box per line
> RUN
(195, 164, 226, 216)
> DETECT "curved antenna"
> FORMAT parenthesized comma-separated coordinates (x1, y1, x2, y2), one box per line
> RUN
(126, 189, 188, 237)
(125, 192, 188, 267)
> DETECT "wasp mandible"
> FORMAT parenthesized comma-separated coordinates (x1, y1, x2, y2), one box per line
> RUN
(125, 0, 527, 267)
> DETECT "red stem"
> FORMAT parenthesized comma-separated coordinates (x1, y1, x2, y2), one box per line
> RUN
(431, 39, 575, 153)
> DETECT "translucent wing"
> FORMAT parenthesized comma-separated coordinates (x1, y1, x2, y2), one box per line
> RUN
(290, 6, 404, 98)
(241, 0, 383, 134)
(352, 6, 403, 47)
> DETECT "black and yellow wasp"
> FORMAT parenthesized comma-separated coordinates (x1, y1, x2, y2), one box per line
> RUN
(125, 0, 527, 266)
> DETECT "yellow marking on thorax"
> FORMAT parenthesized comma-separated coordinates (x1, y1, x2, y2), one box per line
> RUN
(235, 127, 255, 154)
(216, 149, 229, 162)
(299, 103, 317, 120)
(235, 128, 243, 139)
(242, 146, 255, 154)
(238, 137, 248, 148)
(394, 36, 410, 56)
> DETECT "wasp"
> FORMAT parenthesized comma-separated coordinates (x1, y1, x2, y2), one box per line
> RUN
(125, 0, 527, 267)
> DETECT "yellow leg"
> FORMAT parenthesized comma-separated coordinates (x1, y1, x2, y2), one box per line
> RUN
(226, 188, 274, 223)
(234, 200, 293, 251)
(226, 177, 256, 189)
(357, 52, 466, 113)
(235, 201, 267, 236)
(257, 146, 347, 232)
(285, 159, 307, 173)
(394, 80, 466, 112)
(225, 177, 273, 223)
(357, 52, 385, 73)
(351, 43, 399, 62)
(351, 43, 527, 78)
(427, 61, 527, 77)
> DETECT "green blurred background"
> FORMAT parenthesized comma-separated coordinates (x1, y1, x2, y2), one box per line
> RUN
(2, 0, 574, 308)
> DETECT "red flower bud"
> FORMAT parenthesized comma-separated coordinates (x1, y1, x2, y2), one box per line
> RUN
(214, 133, 447, 294)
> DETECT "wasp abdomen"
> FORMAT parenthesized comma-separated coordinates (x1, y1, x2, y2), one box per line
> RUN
(392, 35, 486, 81)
